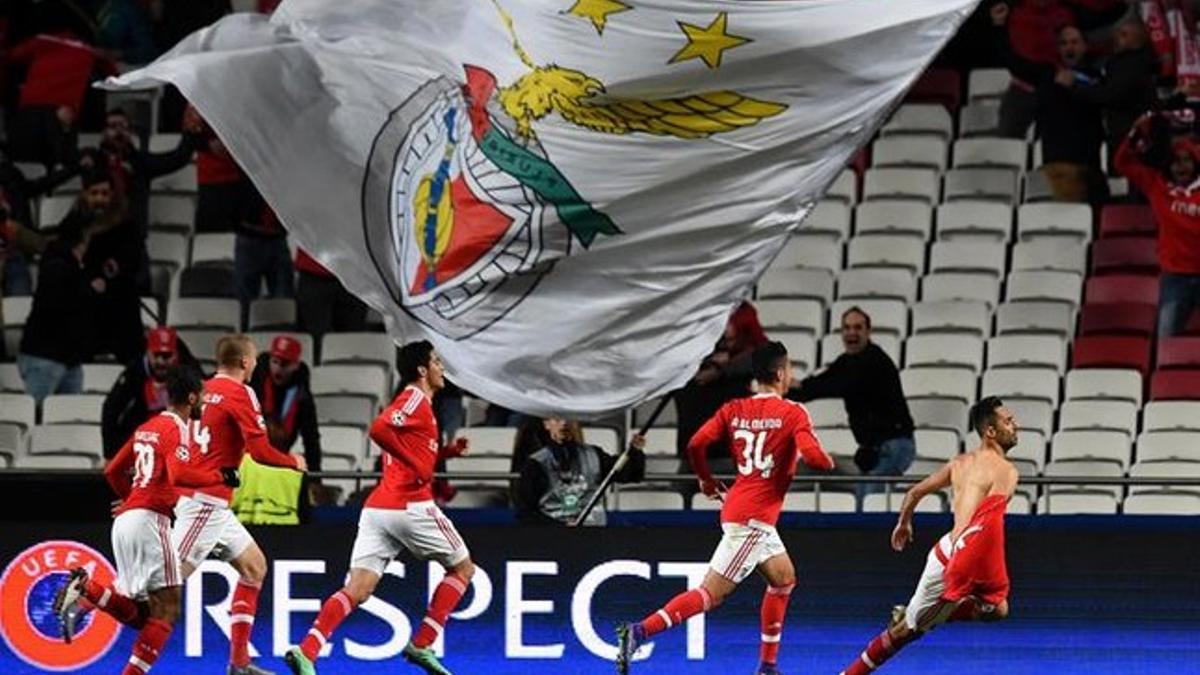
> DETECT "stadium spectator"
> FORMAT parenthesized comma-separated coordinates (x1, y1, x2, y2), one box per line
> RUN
(789, 307, 915, 495)
(0, 202, 44, 360)
(1, 142, 85, 296)
(234, 180, 294, 326)
(91, 107, 195, 234)
(94, 0, 159, 66)
(674, 301, 767, 462)
(995, 0, 1077, 139)
(183, 104, 242, 233)
(17, 220, 98, 405)
(248, 335, 322, 472)
(101, 325, 202, 457)
(513, 417, 646, 525)
(994, 2, 1107, 203)
(294, 248, 367, 342)
(1114, 113, 1200, 336)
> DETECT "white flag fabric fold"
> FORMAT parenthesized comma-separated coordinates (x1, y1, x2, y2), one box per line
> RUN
(110, 0, 976, 415)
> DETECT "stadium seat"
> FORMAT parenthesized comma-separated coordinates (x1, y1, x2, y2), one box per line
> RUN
(146, 231, 189, 270)
(0, 423, 21, 463)
(1072, 336, 1152, 377)
(914, 428, 960, 460)
(0, 394, 35, 431)
(837, 268, 917, 302)
(175, 329, 225, 365)
(863, 167, 940, 203)
(311, 365, 389, 406)
(902, 367, 977, 403)
(1136, 430, 1200, 461)
(1091, 238, 1159, 276)
(1058, 400, 1138, 436)
(805, 398, 849, 429)
(864, 491, 947, 513)
(1005, 270, 1083, 307)
(1051, 430, 1131, 468)
(189, 233, 236, 267)
(148, 133, 184, 153)
(906, 458, 945, 477)
(642, 429, 678, 456)
(880, 103, 954, 139)
(802, 200, 852, 240)
(453, 427, 516, 455)
(14, 453, 96, 469)
(1150, 369, 1200, 400)
(1021, 169, 1054, 203)
(1128, 461, 1200, 495)
(987, 335, 1068, 373)
(314, 425, 368, 466)
(829, 299, 907, 336)
(1064, 369, 1142, 405)
(952, 138, 1027, 170)
(813, 428, 858, 458)
(776, 234, 843, 271)
(168, 298, 239, 331)
(690, 493, 722, 511)
(920, 272, 1001, 309)
(1078, 303, 1156, 337)
(819, 333, 900, 368)
(1010, 430, 1047, 472)
(0, 364, 21, 393)
(935, 201, 1012, 242)
(907, 398, 969, 434)
(782, 490, 860, 513)
(958, 101, 1000, 137)
(846, 235, 926, 275)
(1044, 459, 1124, 497)
(1085, 275, 1159, 306)
(1098, 204, 1155, 238)
(993, 301, 1074, 337)
(756, 299, 824, 334)
(907, 67, 961, 111)
(942, 168, 1019, 203)
(1039, 490, 1119, 514)
(248, 298, 297, 331)
(631, 398, 679, 431)
(905, 335, 984, 373)
(2, 296, 31, 355)
(872, 136, 948, 171)
(854, 200, 933, 239)
(148, 194, 195, 228)
(1123, 490, 1200, 515)
(582, 427, 621, 455)
(29, 424, 102, 460)
(37, 194, 75, 229)
(1010, 241, 1087, 275)
(314, 395, 376, 429)
(41, 395, 104, 425)
(928, 241, 1006, 277)
(967, 68, 1009, 100)
(150, 163, 197, 194)
(1017, 203, 1092, 243)
(614, 488, 685, 511)
(321, 332, 395, 370)
(826, 171, 858, 204)
(775, 331, 818, 372)
(1157, 337, 1200, 369)
(178, 266, 237, 298)
(1142, 401, 1200, 432)
(446, 454, 512, 487)
(982, 368, 1060, 406)
(1003, 398, 1054, 437)
(910, 300, 990, 336)
(757, 267, 835, 305)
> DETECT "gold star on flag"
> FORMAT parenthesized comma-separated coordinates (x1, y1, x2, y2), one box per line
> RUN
(669, 12, 750, 69)
(565, 0, 632, 35)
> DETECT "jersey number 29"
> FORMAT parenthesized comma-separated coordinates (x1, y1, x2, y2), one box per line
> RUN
(132, 441, 156, 488)
(734, 429, 774, 478)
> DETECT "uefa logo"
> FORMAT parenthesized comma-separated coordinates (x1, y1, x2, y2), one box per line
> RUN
(0, 540, 122, 671)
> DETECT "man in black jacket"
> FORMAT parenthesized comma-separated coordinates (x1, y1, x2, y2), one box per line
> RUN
(101, 325, 203, 457)
(91, 107, 196, 233)
(248, 335, 322, 472)
(789, 307, 915, 495)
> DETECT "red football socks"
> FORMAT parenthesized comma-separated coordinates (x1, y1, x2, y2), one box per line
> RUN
(760, 583, 794, 665)
(83, 578, 145, 629)
(300, 590, 357, 661)
(121, 618, 172, 674)
(639, 587, 713, 637)
(842, 628, 918, 674)
(411, 572, 469, 649)
(229, 579, 261, 668)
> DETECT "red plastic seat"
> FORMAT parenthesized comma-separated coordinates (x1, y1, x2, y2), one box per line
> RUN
(1099, 204, 1155, 238)
(1078, 302, 1156, 336)
(906, 68, 961, 112)
(1157, 336, 1200, 369)
(1150, 369, 1200, 400)
(1090, 238, 1159, 276)
(1084, 274, 1160, 306)
(1072, 335, 1152, 377)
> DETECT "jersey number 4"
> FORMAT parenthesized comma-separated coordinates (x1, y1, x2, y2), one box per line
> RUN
(734, 429, 774, 478)
(192, 421, 212, 455)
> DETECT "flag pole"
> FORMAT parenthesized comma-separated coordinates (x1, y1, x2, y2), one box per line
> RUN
(570, 394, 673, 527)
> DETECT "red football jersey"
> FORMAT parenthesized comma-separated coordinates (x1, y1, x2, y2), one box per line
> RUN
(105, 411, 191, 517)
(179, 374, 299, 503)
(366, 386, 441, 509)
(688, 393, 833, 526)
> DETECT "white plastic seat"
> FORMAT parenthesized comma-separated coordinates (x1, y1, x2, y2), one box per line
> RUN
(863, 167, 939, 203)
(819, 333, 900, 368)
(151, 163, 197, 193)
(446, 454, 513, 486)
(981, 368, 1060, 406)
(310, 365, 389, 405)
(805, 399, 849, 429)
(29, 424, 102, 459)
(78, 364, 123, 395)
(968, 68, 1011, 100)
(1022, 169, 1054, 203)
(968, 428, 1046, 471)
(581, 427, 621, 455)
(1044, 459, 1124, 497)
(1051, 430, 1132, 469)
(775, 235, 843, 272)
(781, 491, 859, 513)
(146, 231, 190, 271)
(1142, 402, 1200, 432)
(248, 298, 297, 331)
(1135, 431, 1200, 462)
(802, 200, 852, 240)
(14, 453, 97, 469)
(910, 301, 990, 336)
(1058, 400, 1138, 436)
(0, 364, 25, 393)
(994, 301, 1074, 338)
(189, 233, 237, 267)
(2, 296, 33, 327)
(827, 170, 858, 204)
(1010, 241, 1087, 275)
(148, 194, 195, 227)
(928, 241, 1006, 277)
(813, 428, 858, 458)
(904, 335, 984, 373)
(1005, 270, 1083, 307)
(958, 101, 1001, 137)
(935, 201, 1012, 242)
(756, 299, 824, 334)
(828, 299, 907, 337)
(952, 138, 1027, 171)
(690, 492, 723, 511)
(37, 194, 76, 229)
(854, 201, 933, 239)
(987, 335, 1067, 373)
(757, 267, 835, 305)
(1123, 490, 1200, 515)
(453, 427, 517, 455)
(942, 168, 1019, 204)
(863, 491, 947, 513)
(614, 489, 684, 511)
(321, 332, 395, 369)
(837, 269, 917, 302)
(314, 395, 376, 428)
(775, 331, 818, 372)
(920, 272, 1001, 310)
(1128, 461, 1200, 494)
(914, 429, 960, 461)
(0, 394, 35, 430)
(41, 394, 104, 425)
(175, 329, 225, 366)
(313, 425, 368, 465)
(168, 298, 240, 331)
(148, 133, 184, 152)
(1003, 398, 1054, 438)
(1064, 369, 1142, 405)
(907, 398, 968, 434)
(872, 136, 948, 171)
(881, 104, 954, 139)
(642, 429, 678, 456)
(905, 457, 946, 477)
(902, 367, 977, 403)
(1039, 490, 1118, 514)
(1017, 203, 1093, 243)
(632, 398, 678, 431)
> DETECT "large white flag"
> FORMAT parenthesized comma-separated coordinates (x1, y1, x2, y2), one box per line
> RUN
(111, 0, 974, 415)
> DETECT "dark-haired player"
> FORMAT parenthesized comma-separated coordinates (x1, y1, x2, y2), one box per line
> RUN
(839, 396, 1020, 674)
(616, 341, 835, 675)
(285, 340, 471, 675)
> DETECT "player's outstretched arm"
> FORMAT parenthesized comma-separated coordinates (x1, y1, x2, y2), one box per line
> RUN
(892, 461, 952, 551)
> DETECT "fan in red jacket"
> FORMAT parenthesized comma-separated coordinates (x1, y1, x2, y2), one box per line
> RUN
(1114, 113, 1200, 336)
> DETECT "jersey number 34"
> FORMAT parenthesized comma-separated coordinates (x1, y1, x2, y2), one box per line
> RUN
(734, 429, 774, 478)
